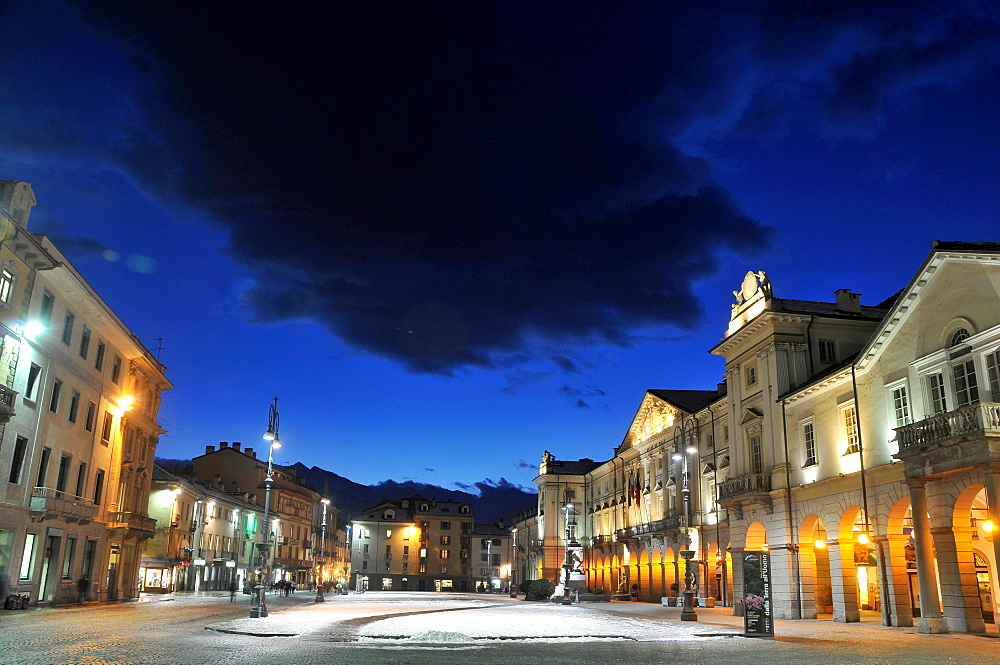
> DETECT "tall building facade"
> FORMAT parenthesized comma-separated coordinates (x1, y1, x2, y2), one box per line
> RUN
(518, 242, 1000, 635)
(351, 497, 475, 592)
(192, 442, 323, 587)
(0, 181, 171, 605)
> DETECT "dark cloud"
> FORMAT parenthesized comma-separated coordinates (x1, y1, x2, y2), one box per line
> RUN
(514, 460, 535, 470)
(70, 1, 999, 372)
(423, 468, 435, 473)
(559, 384, 608, 409)
(453, 482, 473, 491)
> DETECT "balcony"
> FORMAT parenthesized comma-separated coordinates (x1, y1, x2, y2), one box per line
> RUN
(718, 472, 771, 501)
(0, 384, 16, 424)
(895, 402, 1000, 478)
(107, 511, 157, 539)
(613, 516, 682, 542)
(30, 487, 98, 524)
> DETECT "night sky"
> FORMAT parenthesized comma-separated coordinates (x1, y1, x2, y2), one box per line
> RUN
(0, 1, 997, 490)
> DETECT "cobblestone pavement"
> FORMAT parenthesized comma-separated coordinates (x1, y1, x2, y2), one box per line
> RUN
(1, 591, 998, 665)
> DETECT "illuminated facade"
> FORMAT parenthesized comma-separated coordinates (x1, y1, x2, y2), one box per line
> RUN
(0, 181, 171, 605)
(521, 242, 1000, 634)
(192, 443, 323, 587)
(142, 464, 266, 593)
(351, 498, 474, 591)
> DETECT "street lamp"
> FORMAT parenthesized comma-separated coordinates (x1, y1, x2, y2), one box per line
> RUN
(251, 397, 281, 618)
(673, 445, 698, 622)
(562, 502, 578, 604)
(315, 497, 330, 602)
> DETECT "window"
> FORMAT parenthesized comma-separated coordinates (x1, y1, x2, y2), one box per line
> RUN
(749, 435, 762, 474)
(49, 379, 62, 413)
(79, 327, 91, 359)
(25, 363, 42, 401)
(818, 339, 837, 364)
(403, 545, 410, 555)
(95, 342, 106, 371)
(36, 447, 51, 488)
(419, 562, 427, 573)
(890, 384, 911, 428)
(62, 537, 76, 579)
(481, 552, 489, 562)
(950, 328, 971, 346)
(441, 521, 451, 530)
(953, 358, 979, 407)
(85, 401, 96, 432)
(362, 543, 369, 554)
(40, 292, 54, 325)
(75, 462, 87, 497)
(361, 561, 368, 571)
(0, 268, 14, 303)
(385, 545, 392, 557)
(492, 553, 500, 565)
(440, 549, 450, 559)
(111, 356, 122, 384)
(19, 533, 36, 579)
(62, 312, 75, 345)
(56, 454, 71, 495)
(385, 529, 392, 538)
(68, 391, 80, 423)
(440, 535, 450, 545)
(746, 364, 757, 387)
(987, 350, 1000, 402)
(101, 411, 113, 443)
(927, 372, 948, 414)
(803, 421, 817, 467)
(843, 404, 860, 455)
(93, 469, 105, 505)
(8, 436, 28, 483)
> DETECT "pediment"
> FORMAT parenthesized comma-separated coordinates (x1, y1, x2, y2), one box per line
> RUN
(739, 408, 762, 426)
(626, 392, 680, 447)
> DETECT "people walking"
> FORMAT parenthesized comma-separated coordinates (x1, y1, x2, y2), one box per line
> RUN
(229, 579, 237, 602)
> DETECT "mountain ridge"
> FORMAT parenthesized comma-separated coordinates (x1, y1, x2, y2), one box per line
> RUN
(156, 458, 537, 525)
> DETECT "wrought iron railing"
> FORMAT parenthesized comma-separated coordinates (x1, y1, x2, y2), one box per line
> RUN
(717, 472, 771, 500)
(895, 402, 1000, 452)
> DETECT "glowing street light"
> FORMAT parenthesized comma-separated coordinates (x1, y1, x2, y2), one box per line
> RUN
(314, 497, 330, 603)
(251, 397, 281, 619)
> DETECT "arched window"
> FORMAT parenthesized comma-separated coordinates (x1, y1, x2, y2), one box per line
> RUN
(950, 328, 971, 346)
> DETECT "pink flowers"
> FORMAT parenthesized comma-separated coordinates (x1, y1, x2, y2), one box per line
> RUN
(745, 594, 766, 611)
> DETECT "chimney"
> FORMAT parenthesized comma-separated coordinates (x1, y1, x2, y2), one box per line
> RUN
(232, 442, 242, 452)
(245, 447, 256, 458)
(215, 474, 224, 489)
(834, 289, 861, 313)
(205, 445, 216, 454)
(220, 441, 229, 449)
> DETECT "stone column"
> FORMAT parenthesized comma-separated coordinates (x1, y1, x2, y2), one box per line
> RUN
(930, 525, 984, 633)
(884, 534, 914, 627)
(767, 544, 801, 619)
(826, 540, 860, 622)
(798, 545, 818, 619)
(982, 467, 1000, 625)
(909, 480, 948, 633)
(729, 546, 744, 615)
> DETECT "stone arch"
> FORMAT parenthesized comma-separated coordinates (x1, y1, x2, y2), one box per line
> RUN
(883, 495, 916, 628)
(663, 546, 678, 598)
(651, 548, 665, 601)
(800, 514, 831, 619)
(637, 549, 650, 601)
(746, 521, 767, 550)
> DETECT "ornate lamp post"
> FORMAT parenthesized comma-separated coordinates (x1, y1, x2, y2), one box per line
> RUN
(250, 397, 281, 618)
(314, 497, 330, 602)
(674, 444, 698, 622)
(562, 502, 578, 604)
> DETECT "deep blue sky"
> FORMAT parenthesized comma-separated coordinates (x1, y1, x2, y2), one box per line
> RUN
(0, 1, 997, 491)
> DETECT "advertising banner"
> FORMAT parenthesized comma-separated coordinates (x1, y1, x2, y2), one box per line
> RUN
(742, 550, 774, 637)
